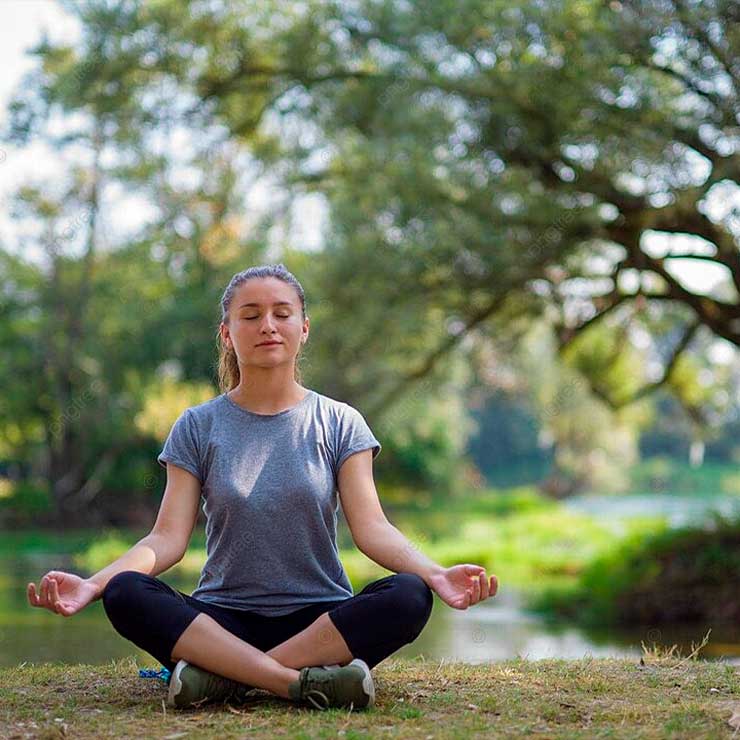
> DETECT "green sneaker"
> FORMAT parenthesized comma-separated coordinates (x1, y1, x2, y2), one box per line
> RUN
(288, 658, 375, 711)
(167, 659, 255, 709)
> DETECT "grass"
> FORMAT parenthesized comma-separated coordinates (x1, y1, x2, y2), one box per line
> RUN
(4, 470, 740, 736)
(2, 646, 738, 739)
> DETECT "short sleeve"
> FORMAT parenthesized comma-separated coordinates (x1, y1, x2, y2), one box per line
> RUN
(334, 404, 382, 475)
(157, 409, 203, 482)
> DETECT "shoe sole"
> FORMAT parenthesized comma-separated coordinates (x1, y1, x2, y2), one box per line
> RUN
(349, 658, 375, 708)
(167, 659, 187, 708)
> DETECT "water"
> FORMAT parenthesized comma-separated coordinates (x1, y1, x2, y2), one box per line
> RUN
(396, 587, 740, 666)
(562, 492, 740, 528)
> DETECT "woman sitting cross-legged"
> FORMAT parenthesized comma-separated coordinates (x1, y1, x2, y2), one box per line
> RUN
(27, 263, 498, 712)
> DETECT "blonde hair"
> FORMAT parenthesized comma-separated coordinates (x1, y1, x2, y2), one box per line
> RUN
(216, 264, 307, 393)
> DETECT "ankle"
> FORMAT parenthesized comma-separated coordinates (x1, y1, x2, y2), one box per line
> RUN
(273, 666, 301, 700)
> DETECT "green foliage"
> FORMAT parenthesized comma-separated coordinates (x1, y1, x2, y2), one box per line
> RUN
(3, 0, 739, 526)
(391, 486, 558, 531)
(517, 323, 652, 494)
(0, 479, 52, 524)
(467, 391, 552, 487)
(72, 531, 136, 573)
(561, 322, 648, 410)
(352, 485, 663, 597)
(22, 473, 740, 630)
(630, 457, 740, 497)
(534, 512, 740, 626)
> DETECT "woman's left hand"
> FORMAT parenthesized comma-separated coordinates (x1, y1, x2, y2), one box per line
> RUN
(428, 564, 498, 610)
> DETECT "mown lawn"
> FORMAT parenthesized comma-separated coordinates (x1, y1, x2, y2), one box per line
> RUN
(2, 651, 739, 739)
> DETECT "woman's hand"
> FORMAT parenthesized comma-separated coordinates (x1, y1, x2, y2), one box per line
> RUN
(27, 571, 101, 617)
(428, 564, 498, 610)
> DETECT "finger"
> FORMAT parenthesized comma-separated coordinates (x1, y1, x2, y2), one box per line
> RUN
(490, 575, 498, 596)
(40, 577, 50, 607)
(52, 583, 71, 616)
(471, 577, 481, 604)
(47, 571, 65, 587)
(465, 564, 485, 576)
(48, 577, 60, 611)
(479, 572, 490, 600)
(27, 583, 40, 607)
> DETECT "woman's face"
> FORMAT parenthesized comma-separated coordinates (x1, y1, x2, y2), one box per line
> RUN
(221, 277, 309, 370)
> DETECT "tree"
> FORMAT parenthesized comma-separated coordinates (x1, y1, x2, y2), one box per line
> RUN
(14, 0, 737, 411)
(4, 0, 738, 520)
(134, 0, 740, 405)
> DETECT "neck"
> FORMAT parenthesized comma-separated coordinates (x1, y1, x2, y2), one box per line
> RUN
(228, 370, 307, 414)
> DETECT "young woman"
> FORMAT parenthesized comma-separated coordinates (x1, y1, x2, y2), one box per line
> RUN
(27, 263, 498, 711)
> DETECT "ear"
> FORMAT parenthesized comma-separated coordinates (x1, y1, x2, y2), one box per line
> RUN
(220, 322, 231, 348)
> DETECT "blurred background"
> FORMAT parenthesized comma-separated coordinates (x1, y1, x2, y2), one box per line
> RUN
(1, 0, 738, 669)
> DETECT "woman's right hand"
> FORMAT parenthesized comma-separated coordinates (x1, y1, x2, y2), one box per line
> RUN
(27, 571, 101, 617)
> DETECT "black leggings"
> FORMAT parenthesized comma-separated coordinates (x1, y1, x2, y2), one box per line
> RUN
(102, 570, 434, 672)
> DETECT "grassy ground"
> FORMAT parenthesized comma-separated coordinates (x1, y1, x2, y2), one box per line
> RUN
(2, 648, 738, 739)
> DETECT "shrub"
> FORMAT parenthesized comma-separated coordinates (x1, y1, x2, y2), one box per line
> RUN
(533, 512, 740, 626)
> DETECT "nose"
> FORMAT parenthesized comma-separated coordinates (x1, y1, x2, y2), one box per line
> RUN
(259, 314, 278, 333)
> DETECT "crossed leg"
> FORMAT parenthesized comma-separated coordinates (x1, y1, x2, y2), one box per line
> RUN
(103, 570, 432, 700)
(170, 610, 353, 698)
(265, 611, 354, 667)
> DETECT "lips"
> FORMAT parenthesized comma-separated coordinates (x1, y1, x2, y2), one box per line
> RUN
(257, 341, 282, 346)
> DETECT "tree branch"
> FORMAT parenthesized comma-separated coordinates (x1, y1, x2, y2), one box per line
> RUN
(555, 291, 631, 354)
(623, 320, 702, 405)
(365, 291, 513, 419)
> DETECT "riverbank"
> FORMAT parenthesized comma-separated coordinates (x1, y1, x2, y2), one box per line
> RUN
(3, 649, 738, 739)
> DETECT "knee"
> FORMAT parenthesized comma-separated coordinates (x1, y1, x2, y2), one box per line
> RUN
(102, 570, 149, 619)
(392, 573, 433, 640)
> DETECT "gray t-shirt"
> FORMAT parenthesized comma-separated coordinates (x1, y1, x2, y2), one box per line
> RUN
(157, 389, 381, 615)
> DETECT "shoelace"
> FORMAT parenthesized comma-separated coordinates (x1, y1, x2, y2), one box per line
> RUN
(300, 668, 337, 710)
(304, 688, 331, 710)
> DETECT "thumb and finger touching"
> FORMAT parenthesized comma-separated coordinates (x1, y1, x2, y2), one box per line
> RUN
(27, 574, 78, 615)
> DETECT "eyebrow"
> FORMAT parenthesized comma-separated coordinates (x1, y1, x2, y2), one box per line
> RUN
(238, 301, 294, 309)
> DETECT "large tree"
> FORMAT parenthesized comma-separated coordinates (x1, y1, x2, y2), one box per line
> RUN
(11, 0, 738, 410)
(4, 0, 738, 520)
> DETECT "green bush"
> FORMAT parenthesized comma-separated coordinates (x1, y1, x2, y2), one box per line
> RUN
(532, 511, 740, 626)
(0, 479, 52, 524)
(73, 531, 136, 572)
